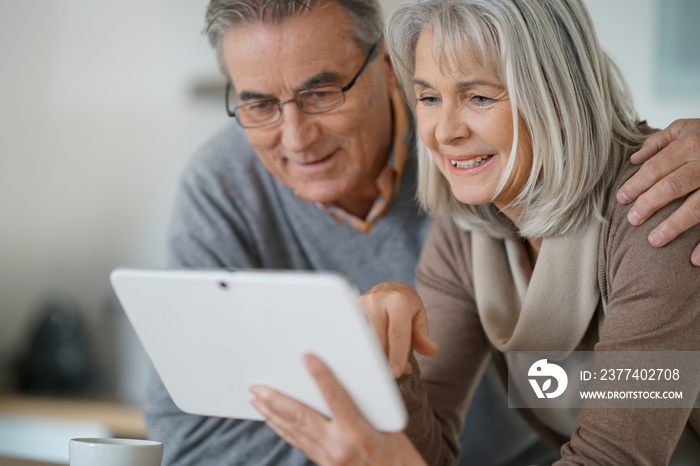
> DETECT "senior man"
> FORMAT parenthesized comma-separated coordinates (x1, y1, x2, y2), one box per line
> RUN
(145, 0, 700, 464)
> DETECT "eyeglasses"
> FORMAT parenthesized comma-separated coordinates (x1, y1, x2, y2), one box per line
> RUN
(226, 42, 379, 129)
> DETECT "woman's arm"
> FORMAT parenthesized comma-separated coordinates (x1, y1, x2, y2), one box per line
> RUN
(560, 161, 700, 464)
(250, 354, 428, 466)
(405, 217, 491, 464)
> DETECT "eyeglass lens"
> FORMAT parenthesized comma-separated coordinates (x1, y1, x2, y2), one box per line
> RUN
(230, 85, 346, 128)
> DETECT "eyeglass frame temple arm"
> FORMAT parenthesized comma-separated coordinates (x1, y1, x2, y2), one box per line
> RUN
(340, 41, 379, 92)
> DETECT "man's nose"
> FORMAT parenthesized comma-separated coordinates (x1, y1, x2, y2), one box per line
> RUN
(435, 104, 470, 145)
(279, 101, 320, 153)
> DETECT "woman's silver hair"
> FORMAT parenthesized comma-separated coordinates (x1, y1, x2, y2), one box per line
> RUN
(205, 0, 383, 75)
(386, 0, 646, 238)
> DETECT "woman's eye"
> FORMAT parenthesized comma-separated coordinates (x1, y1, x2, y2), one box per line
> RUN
(473, 95, 493, 105)
(418, 96, 439, 106)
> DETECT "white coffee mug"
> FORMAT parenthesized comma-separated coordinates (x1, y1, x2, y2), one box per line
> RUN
(69, 438, 163, 466)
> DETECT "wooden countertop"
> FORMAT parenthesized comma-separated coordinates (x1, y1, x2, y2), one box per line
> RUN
(0, 458, 59, 466)
(0, 393, 147, 439)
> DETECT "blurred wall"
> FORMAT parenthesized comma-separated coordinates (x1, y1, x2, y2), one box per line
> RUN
(0, 0, 698, 393)
(0, 0, 226, 387)
(584, 0, 700, 125)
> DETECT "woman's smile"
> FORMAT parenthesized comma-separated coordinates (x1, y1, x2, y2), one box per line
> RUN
(444, 153, 497, 172)
(413, 25, 533, 216)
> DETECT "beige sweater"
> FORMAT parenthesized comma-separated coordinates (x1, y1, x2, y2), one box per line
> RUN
(400, 157, 700, 465)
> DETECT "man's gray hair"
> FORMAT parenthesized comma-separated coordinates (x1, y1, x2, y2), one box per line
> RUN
(386, 0, 646, 238)
(205, 0, 384, 75)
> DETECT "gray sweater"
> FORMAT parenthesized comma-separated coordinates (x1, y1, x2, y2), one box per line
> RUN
(145, 123, 430, 465)
(144, 123, 556, 465)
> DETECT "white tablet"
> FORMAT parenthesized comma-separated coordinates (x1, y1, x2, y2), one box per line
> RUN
(110, 268, 407, 432)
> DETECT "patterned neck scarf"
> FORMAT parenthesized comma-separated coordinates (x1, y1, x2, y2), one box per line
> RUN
(318, 88, 410, 233)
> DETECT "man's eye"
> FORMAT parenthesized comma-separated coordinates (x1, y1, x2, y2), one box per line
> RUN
(250, 100, 275, 111)
(306, 90, 332, 100)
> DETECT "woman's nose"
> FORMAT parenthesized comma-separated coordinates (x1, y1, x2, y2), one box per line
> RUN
(435, 104, 470, 145)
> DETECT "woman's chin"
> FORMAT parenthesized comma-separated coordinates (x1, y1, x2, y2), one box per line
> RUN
(449, 189, 494, 207)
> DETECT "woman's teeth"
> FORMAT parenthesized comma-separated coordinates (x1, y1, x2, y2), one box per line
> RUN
(450, 154, 494, 169)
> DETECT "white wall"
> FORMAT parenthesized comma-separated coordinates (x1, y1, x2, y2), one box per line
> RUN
(585, 0, 700, 127)
(0, 1, 228, 386)
(0, 0, 698, 391)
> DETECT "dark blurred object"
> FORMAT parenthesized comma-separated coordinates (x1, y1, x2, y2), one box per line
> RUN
(14, 295, 94, 395)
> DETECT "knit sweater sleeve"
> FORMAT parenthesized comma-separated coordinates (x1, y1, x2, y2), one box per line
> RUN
(557, 159, 700, 464)
(143, 131, 314, 466)
(165, 153, 259, 269)
(401, 216, 490, 465)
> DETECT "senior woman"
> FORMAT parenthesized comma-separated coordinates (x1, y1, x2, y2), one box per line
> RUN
(249, 0, 700, 464)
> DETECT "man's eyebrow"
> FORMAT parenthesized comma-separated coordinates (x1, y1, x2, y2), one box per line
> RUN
(237, 71, 342, 102)
(297, 71, 342, 91)
(238, 90, 275, 102)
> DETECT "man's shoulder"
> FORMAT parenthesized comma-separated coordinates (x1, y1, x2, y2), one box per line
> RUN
(187, 123, 259, 178)
(179, 123, 278, 200)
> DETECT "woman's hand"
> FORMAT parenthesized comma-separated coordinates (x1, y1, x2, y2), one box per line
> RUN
(359, 282, 439, 378)
(250, 354, 427, 466)
(616, 118, 700, 265)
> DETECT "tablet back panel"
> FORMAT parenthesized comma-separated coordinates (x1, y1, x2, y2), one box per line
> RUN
(110, 269, 407, 432)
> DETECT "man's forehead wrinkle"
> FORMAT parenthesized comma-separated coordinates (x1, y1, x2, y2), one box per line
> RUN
(226, 2, 362, 101)
(275, 16, 355, 89)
